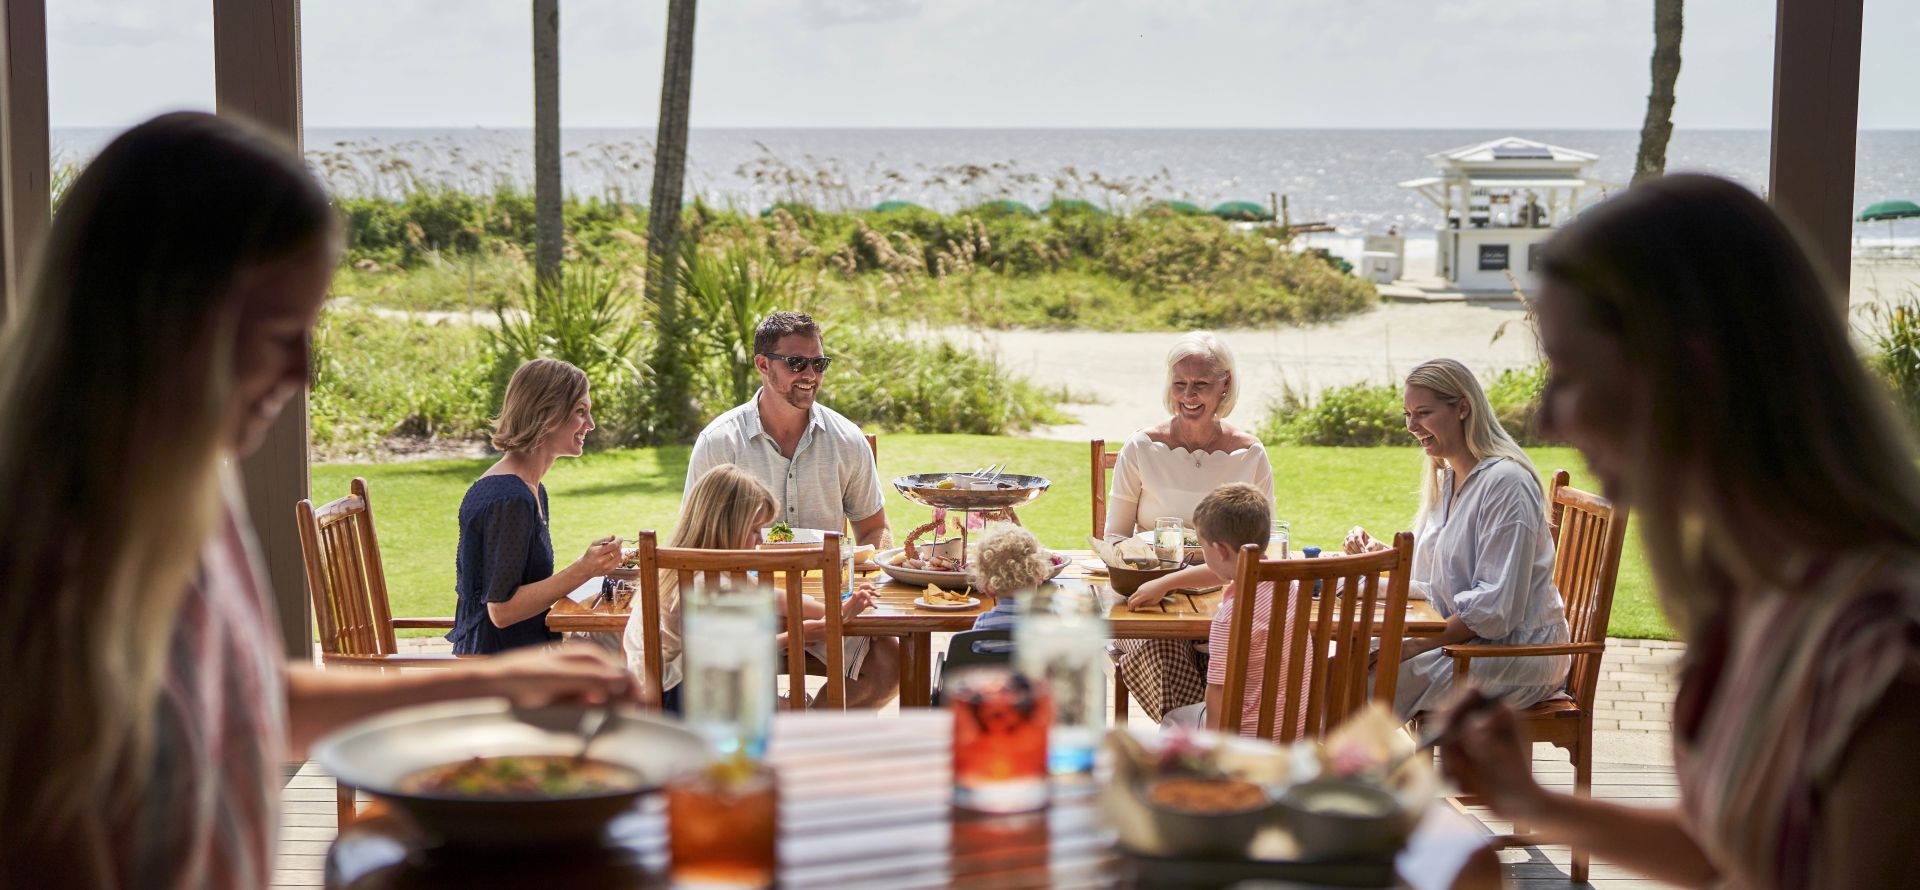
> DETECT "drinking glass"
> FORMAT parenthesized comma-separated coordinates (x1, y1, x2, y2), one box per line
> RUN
(1153, 517, 1184, 563)
(683, 576, 776, 759)
(1015, 583, 1107, 775)
(1267, 520, 1291, 560)
(667, 760, 778, 889)
(950, 667, 1051, 813)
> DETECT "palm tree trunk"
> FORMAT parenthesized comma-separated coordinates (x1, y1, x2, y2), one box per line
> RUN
(1632, 0, 1683, 185)
(533, 0, 562, 285)
(644, 0, 699, 442)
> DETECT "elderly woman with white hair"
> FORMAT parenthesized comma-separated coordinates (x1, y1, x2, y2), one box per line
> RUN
(1108, 331, 1275, 722)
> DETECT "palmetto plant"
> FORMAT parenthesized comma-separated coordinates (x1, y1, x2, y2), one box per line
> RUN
(676, 243, 809, 405)
(491, 264, 646, 440)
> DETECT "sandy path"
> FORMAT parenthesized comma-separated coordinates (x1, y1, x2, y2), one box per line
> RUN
(951, 259, 1920, 442)
(937, 300, 1543, 441)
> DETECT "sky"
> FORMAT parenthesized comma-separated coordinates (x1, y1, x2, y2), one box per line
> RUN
(44, 0, 1920, 131)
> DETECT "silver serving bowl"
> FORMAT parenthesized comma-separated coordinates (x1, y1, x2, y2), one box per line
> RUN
(893, 473, 1051, 511)
(874, 547, 1069, 591)
(312, 699, 707, 848)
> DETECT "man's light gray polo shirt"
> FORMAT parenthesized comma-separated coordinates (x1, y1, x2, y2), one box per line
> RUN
(683, 390, 885, 533)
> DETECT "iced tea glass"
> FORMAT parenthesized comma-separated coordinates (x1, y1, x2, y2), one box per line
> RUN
(666, 760, 778, 889)
(950, 667, 1051, 813)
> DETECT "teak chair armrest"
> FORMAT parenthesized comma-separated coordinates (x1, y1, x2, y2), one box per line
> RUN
(1440, 641, 1605, 660)
(320, 653, 473, 669)
(390, 617, 457, 629)
(1442, 641, 1606, 683)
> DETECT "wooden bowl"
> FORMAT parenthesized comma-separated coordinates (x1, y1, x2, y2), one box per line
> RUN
(1104, 560, 1183, 595)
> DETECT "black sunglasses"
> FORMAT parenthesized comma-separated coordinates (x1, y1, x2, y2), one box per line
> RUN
(761, 352, 833, 373)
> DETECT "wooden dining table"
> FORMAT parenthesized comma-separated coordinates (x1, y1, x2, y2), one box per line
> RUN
(548, 550, 1446, 708)
(325, 710, 1499, 889)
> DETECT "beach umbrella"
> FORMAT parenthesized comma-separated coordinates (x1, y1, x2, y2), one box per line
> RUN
(971, 199, 1038, 217)
(1859, 199, 1920, 248)
(1211, 200, 1274, 222)
(1146, 200, 1206, 217)
(1042, 198, 1105, 216)
(872, 200, 925, 213)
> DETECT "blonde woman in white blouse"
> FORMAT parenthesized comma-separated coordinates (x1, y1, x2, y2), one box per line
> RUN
(1108, 332, 1276, 721)
(1345, 358, 1570, 719)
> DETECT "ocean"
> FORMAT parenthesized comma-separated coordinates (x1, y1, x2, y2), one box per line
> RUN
(51, 126, 1920, 250)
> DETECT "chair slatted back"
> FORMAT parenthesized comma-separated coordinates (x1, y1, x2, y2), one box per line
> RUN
(295, 477, 400, 658)
(1220, 533, 1413, 742)
(1544, 469, 1629, 712)
(1090, 439, 1121, 538)
(634, 530, 845, 710)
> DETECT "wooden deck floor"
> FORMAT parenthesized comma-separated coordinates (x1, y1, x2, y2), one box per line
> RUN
(273, 745, 1679, 888)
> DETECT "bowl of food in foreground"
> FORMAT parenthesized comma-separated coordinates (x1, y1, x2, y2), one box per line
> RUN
(1276, 778, 1416, 858)
(1142, 774, 1274, 857)
(313, 699, 706, 848)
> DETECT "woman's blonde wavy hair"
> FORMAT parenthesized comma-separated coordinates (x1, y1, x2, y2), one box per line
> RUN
(1405, 358, 1543, 531)
(0, 113, 335, 880)
(967, 523, 1053, 597)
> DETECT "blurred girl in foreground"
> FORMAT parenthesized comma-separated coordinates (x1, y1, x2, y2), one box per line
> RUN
(1437, 174, 1920, 887)
(0, 113, 631, 887)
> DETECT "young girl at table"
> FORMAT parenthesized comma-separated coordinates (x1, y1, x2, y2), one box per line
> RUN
(1162, 482, 1310, 737)
(957, 523, 1057, 656)
(621, 463, 899, 711)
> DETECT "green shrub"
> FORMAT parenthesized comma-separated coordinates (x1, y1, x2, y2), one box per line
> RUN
(489, 265, 649, 446)
(677, 243, 809, 406)
(309, 302, 498, 455)
(1864, 297, 1920, 434)
(1260, 364, 1553, 447)
(822, 327, 1069, 435)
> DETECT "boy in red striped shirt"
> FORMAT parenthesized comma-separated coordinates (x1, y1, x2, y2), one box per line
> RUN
(1165, 482, 1308, 736)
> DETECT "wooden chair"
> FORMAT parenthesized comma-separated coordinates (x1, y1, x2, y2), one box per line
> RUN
(1219, 534, 1414, 741)
(1090, 438, 1120, 539)
(631, 529, 849, 710)
(1092, 438, 1146, 722)
(1437, 469, 1628, 883)
(293, 477, 458, 826)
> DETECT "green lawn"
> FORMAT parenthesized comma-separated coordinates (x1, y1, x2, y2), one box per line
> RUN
(317, 435, 1671, 640)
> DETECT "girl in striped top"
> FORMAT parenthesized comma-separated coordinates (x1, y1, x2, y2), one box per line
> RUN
(0, 113, 636, 888)
(1435, 174, 1920, 887)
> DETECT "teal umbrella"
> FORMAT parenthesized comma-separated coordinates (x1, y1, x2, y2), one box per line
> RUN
(1145, 200, 1205, 217)
(1042, 198, 1104, 216)
(872, 200, 925, 213)
(1858, 199, 1920, 247)
(1211, 200, 1274, 222)
(970, 199, 1038, 217)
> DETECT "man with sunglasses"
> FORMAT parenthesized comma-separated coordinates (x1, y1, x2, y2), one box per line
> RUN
(684, 311, 891, 550)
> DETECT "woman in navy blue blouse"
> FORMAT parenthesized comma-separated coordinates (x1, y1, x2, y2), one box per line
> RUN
(450, 359, 623, 655)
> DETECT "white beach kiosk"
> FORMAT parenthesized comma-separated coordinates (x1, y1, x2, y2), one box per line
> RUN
(1393, 137, 1615, 295)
